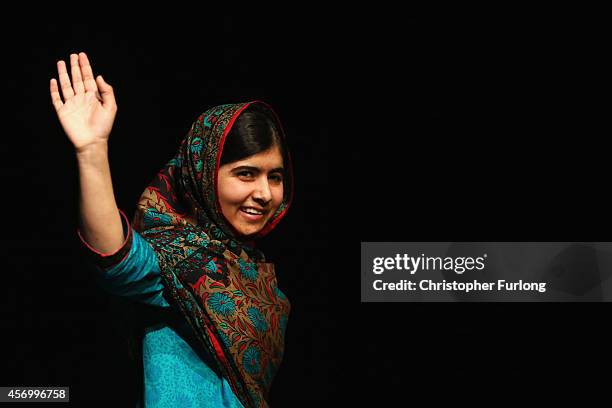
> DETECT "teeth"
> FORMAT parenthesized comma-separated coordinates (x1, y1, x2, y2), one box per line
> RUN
(242, 208, 263, 215)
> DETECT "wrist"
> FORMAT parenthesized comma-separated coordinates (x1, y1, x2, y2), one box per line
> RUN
(75, 142, 109, 162)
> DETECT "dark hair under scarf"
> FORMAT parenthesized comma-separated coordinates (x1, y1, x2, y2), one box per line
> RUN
(132, 101, 293, 408)
(220, 104, 284, 166)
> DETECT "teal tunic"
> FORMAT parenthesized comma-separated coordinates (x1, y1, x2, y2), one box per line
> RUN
(92, 230, 244, 408)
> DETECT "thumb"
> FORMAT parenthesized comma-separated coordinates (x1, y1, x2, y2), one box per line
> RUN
(95, 75, 116, 109)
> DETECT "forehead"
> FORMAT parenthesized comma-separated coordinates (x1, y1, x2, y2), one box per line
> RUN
(230, 146, 284, 168)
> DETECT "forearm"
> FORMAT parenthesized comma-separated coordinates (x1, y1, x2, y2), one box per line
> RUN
(76, 143, 124, 254)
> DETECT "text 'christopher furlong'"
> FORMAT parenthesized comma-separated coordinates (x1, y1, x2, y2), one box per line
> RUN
(373, 280, 547, 293)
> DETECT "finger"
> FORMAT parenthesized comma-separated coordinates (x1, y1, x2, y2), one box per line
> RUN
(95, 75, 116, 110)
(94, 90, 103, 102)
(70, 53, 85, 94)
(50, 78, 64, 111)
(78, 52, 98, 93)
(57, 60, 74, 99)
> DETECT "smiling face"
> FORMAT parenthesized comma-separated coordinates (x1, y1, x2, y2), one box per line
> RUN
(217, 145, 285, 238)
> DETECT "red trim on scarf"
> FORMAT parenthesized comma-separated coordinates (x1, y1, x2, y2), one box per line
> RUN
(206, 325, 233, 377)
(76, 209, 132, 264)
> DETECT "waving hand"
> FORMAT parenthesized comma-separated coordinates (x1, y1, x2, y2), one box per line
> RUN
(50, 52, 117, 153)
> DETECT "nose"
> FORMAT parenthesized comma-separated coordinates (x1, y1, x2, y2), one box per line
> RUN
(252, 177, 272, 205)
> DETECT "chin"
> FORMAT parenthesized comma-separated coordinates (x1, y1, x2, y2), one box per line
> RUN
(235, 225, 264, 238)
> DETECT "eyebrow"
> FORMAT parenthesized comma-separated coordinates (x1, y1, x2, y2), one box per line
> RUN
(232, 165, 285, 174)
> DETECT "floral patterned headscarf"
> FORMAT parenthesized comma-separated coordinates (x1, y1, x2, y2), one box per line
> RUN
(132, 101, 293, 408)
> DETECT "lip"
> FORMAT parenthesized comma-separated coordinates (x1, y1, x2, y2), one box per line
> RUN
(239, 207, 266, 221)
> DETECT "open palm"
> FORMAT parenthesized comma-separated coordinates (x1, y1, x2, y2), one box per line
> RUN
(50, 52, 117, 153)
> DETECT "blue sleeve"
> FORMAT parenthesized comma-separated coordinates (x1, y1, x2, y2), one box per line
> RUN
(94, 230, 170, 308)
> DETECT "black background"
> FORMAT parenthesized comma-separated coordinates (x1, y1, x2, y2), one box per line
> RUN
(2, 11, 610, 407)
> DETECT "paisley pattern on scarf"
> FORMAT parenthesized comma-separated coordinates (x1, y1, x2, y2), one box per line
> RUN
(132, 101, 293, 408)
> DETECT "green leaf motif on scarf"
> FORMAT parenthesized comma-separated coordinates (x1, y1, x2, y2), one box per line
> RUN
(207, 293, 236, 317)
(143, 209, 172, 227)
(238, 258, 258, 282)
(211, 227, 225, 240)
(205, 260, 217, 273)
(203, 113, 213, 128)
(190, 137, 203, 154)
(167, 157, 182, 167)
(218, 331, 231, 349)
(195, 159, 203, 172)
(247, 306, 268, 333)
(232, 290, 244, 297)
(242, 345, 261, 375)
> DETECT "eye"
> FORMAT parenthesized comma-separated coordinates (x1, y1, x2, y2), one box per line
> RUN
(237, 170, 255, 178)
(269, 174, 284, 183)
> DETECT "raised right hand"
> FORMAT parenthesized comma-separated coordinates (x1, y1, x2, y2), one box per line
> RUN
(50, 52, 117, 153)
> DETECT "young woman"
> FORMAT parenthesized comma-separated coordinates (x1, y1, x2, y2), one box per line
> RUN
(51, 52, 293, 407)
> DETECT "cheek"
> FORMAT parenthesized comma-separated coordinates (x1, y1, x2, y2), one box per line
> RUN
(272, 185, 284, 208)
(218, 180, 248, 210)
